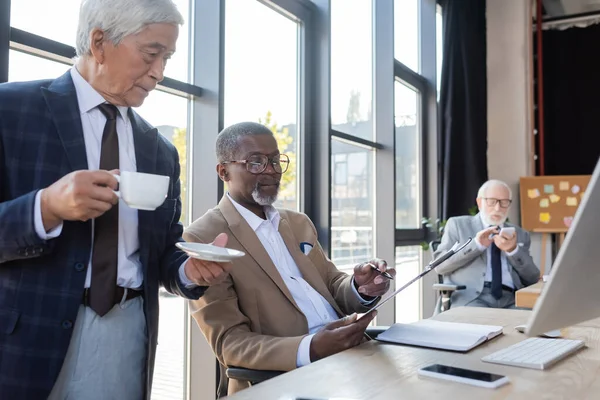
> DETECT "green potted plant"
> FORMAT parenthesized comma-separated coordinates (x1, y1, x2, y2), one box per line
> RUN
(421, 217, 447, 251)
(421, 206, 479, 250)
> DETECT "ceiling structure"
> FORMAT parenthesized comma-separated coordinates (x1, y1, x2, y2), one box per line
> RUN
(539, 0, 600, 20)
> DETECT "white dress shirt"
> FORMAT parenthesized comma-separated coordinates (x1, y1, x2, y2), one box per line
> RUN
(34, 67, 188, 289)
(475, 215, 519, 289)
(227, 194, 370, 367)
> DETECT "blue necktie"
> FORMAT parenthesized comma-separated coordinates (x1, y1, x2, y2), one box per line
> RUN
(490, 242, 503, 299)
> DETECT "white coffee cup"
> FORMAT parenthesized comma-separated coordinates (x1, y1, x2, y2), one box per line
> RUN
(113, 171, 170, 210)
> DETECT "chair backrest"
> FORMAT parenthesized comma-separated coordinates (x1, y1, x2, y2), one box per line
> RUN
(429, 240, 443, 284)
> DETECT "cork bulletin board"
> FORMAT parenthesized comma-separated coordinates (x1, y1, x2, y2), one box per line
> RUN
(519, 175, 591, 233)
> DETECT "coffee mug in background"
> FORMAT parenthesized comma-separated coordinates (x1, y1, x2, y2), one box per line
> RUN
(113, 171, 170, 210)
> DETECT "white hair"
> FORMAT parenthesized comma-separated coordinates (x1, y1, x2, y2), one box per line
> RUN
(76, 0, 184, 57)
(477, 179, 512, 200)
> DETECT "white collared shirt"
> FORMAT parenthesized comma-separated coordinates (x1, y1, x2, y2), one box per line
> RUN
(227, 194, 367, 367)
(476, 215, 518, 289)
(34, 67, 142, 288)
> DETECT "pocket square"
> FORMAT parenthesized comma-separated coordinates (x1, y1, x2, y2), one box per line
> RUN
(300, 242, 313, 255)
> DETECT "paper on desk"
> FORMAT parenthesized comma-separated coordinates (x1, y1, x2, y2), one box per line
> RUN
(377, 319, 503, 352)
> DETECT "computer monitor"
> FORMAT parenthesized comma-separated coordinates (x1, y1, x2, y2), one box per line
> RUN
(526, 158, 600, 336)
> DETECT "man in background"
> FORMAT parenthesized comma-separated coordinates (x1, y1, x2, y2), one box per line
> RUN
(434, 179, 539, 308)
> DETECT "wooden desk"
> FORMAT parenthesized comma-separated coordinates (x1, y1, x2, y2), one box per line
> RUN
(516, 281, 544, 309)
(224, 307, 600, 400)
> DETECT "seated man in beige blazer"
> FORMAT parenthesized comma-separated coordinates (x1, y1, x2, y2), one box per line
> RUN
(184, 122, 395, 395)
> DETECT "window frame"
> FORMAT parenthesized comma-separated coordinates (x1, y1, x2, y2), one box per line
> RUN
(394, 60, 430, 246)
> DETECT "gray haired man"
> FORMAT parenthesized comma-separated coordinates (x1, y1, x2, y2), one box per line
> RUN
(0, 0, 231, 399)
(434, 180, 539, 309)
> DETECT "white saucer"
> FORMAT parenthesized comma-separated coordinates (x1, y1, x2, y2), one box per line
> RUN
(176, 242, 245, 262)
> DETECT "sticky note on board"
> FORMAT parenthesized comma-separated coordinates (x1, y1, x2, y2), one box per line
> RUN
(559, 181, 570, 191)
(528, 189, 540, 199)
(539, 198, 549, 208)
(549, 194, 561, 203)
(580, 191, 585, 199)
(544, 184, 554, 194)
(540, 213, 551, 224)
(566, 196, 578, 206)
(572, 185, 581, 194)
(564, 216, 574, 228)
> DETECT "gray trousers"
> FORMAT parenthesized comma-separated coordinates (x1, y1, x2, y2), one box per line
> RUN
(48, 295, 147, 400)
(465, 286, 516, 309)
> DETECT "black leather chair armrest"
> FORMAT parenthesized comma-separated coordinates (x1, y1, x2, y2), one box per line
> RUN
(225, 367, 283, 383)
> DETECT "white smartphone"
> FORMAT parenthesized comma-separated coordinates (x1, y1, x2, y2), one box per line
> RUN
(418, 364, 510, 389)
(499, 227, 515, 238)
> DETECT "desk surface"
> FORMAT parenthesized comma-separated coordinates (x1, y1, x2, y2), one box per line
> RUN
(224, 307, 600, 400)
(515, 281, 545, 309)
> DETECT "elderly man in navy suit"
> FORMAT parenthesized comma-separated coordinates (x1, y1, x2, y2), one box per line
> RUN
(0, 0, 230, 398)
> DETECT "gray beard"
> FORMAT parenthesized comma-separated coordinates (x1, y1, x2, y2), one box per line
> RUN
(252, 184, 278, 206)
(481, 210, 507, 226)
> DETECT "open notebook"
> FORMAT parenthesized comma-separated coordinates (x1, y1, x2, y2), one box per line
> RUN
(376, 319, 503, 352)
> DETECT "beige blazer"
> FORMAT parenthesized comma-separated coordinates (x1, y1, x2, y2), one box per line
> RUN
(184, 196, 373, 394)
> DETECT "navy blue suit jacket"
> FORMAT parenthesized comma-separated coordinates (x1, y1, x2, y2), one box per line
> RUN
(0, 71, 205, 399)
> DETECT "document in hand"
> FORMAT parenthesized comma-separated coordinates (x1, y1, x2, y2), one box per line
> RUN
(376, 319, 503, 352)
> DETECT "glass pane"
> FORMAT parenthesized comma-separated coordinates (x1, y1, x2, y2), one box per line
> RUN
(10, 0, 190, 82)
(10, 0, 79, 46)
(224, 0, 299, 211)
(394, 246, 422, 323)
(331, 139, 374, 273)
(135, 93, 189, 400)
(394, 0, 419, 72)
(331, 0, 373, 140)
(166, 0, 191, 82)
(8, 51, 70, 82)
(436, 6, 443, 99)
(395, 81, 421, 229)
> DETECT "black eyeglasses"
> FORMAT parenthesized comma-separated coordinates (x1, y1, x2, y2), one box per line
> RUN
(222, 154, 290, 174)
(483, 198, 512, 208)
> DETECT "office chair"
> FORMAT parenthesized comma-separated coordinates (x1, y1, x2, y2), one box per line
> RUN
(430, 240, 466, 314)
(223, 326, 389, 387)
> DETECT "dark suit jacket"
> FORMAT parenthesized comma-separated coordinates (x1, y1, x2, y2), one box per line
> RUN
(0, 71, 205, 399)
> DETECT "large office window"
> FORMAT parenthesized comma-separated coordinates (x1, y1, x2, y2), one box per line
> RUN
(136, 93, 189, 400)
(330, 1, 378, 272)
(395, 81, 422, 230)
(224, 0, 300, 211)
(10, 0, 79, 46)
(330, 0, 373, 140)
(331, 139, 374, 272)
(436, 5, 443, 98)
(393, 80, 424, 324)
(8, 50, 69, 81)
(394, 0, 420, 72)
(395, 246, 422, 323)
(10, 0, 191, 82)
(392, 0, 437, 322)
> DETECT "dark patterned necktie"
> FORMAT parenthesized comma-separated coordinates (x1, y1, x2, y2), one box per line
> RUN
(90, 103, 119, 316)
(490, 241, 503, 299)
